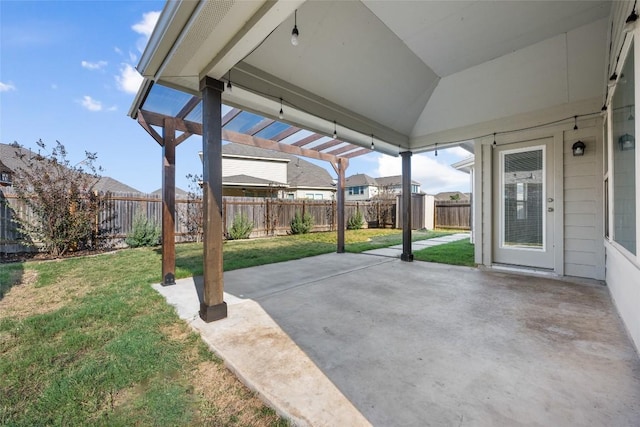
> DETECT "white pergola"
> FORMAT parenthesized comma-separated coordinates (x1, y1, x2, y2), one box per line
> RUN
(129, 0, 611, 321)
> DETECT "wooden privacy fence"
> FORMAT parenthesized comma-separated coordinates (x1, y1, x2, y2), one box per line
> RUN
(434, 200, 471, 230)
(1, 190, 430, 253)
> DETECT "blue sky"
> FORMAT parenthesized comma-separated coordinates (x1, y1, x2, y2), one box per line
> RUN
(0, 1, 471, 194)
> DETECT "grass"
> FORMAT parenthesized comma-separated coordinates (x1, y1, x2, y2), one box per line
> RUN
(413, 238, 476, 266)
(0, 228, 461, 426)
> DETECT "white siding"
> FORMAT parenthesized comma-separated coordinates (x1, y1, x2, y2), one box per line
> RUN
(563, 128, 605, 279)
(223, 157, 288, 184)
(606, 242, 640, 352)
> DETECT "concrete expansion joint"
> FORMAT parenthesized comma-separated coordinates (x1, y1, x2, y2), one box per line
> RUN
(259, 257, 397, 300)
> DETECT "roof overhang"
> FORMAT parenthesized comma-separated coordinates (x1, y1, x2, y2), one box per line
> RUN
(131, 0, 611, 153)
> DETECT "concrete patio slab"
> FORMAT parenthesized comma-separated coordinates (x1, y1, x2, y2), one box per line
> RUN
(154, 252, 640, 427)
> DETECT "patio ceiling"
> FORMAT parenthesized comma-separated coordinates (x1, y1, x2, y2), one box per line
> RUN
(131, 0, 611, 154)
(135, 82, 373, 163)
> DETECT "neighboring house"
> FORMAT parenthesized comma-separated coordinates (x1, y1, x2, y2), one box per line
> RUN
(0, 158, 12, 187)
(345, 173, 421, 201)
(0, 142, 141, 193)
(217, 143, 336, 199)
(151, 187, 190, 198)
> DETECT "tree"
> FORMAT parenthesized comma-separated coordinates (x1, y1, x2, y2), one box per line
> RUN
(11, 140, 111, 257)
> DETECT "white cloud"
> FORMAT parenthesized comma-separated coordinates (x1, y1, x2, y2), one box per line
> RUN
(51, 83, 58, 90)
(115, 63, 143, 94)
(114, 46, 123, 55)
(376, 153, 471, 194)
(132, 11, 160, 52)
(446, 146, 474, 159)
(107, 105, 118, 112)
(0, 82, 16, 92)
(132, 11, 160, 37)
(81, 60, 108, 70)
(79, 95, 102, 111)
(128, 51, 138, 63)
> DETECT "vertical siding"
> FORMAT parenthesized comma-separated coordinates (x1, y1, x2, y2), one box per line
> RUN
(563, 127, 604, 279)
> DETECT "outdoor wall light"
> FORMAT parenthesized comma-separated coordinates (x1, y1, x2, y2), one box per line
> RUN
(278, 98, 284, 120)
(226, 70, 232, 93)
(371, 134, 375, 150)
(333, 121, 337, 139)
(619, 133, 635, 151)
(572, 140, 585, 156)
(608, 72, 618, 88)
(291, 10, 299, 46)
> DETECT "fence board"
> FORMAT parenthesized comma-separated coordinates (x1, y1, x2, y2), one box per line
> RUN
(434, 200, 471, 230)
(2, 189, 421, 253)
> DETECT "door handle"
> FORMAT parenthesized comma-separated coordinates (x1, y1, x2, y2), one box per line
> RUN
(548, 198, 554, 203)
(548, 207, 554, 212)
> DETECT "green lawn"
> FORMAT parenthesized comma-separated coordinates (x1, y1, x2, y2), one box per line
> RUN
(0, 228, 458, 426)
(413, 238, 476, 267)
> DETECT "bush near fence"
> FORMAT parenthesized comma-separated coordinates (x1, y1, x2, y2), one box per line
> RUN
(1, 190, 426, 254)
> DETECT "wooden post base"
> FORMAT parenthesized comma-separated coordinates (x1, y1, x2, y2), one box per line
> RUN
(199, 302, 228, 322)
(401, 253, 414, 262)
(163, 273, 176, 286)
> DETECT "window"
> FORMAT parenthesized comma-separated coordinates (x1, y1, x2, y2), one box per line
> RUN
(0, 173, 10, 183)
(411, 184, 419, 193)
(611, 41, 636, 254)
(348, 186, 365, 195)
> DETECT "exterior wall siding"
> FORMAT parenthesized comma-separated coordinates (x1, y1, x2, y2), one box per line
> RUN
(223, 157, 288, 184)
(563, 129, 605, 279)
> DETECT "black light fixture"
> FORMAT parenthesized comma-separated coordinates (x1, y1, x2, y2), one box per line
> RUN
(278, 98, 284, 120)
(291, 10, 299, 46)
(572, 140, 586, 156)
(492, 133, 497, 147)
(619, 133, 635, 151)
(370, 134, 375, 150)
(624, 8, 638, 33)
(333, 121, 337, 139)
(573, 115, 578, 130)
(434, 143, 438, 157)
(609, 72, 618, 87)
(226, 70, 232, 92)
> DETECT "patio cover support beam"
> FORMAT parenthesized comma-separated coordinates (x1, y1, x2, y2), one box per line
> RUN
(200, 77, 227, 322)
(162, 118, 177, 285)
(222, 129, 339, 164)
(401, 151, 413, 262)
(331, 158, 349, 253)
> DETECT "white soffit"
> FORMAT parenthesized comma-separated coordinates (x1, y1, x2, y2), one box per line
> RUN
(242, 0, 439, 137)
(364, 0, 611, 77)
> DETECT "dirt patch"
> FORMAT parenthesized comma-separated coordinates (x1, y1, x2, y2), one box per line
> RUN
(0, 270, 92, 319)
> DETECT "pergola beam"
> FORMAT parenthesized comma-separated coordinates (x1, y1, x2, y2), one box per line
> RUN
(138, 111, 163, 145)
(222, 129, 339, 164)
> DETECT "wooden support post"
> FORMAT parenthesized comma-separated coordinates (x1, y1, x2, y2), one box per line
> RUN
(331, 158, 349, 253)
(401, 151, 413, 262)
(199, 77, 227, 322)
(162, 118, 177, 285)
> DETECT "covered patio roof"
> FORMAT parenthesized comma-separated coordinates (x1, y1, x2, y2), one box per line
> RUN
(130, 0, 610, 153)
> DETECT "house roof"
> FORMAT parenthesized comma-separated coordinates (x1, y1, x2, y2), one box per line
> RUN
(222, 142, 334, 189)
(0, 142, 141, 193)
(346, 173, 420, 188)
(345, 173, 378, 187)
(223, 174, 286, 187)
(151, 187, 190, 197)
(375, 175, 421, 187)
(0, 158, 11, 174)
(434, 191, 470, 201)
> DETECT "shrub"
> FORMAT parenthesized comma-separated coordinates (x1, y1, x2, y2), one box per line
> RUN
(290, 211, 313, 234)
(228, 213, 253, 240)
(10, 140, 114, 256)
(347, 209, 365, 230)
(125, 214, 160, 247)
